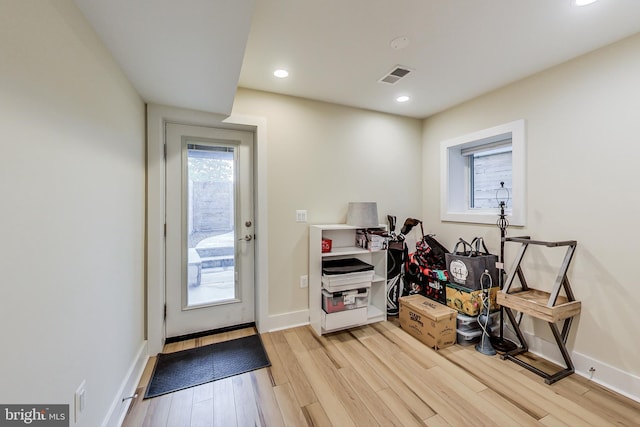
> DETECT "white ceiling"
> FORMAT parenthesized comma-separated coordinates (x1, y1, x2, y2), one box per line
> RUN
(75, 0, 640, 119)
(73, 0, 255, 115)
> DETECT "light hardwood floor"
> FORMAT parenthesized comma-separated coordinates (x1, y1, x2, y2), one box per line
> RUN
(123, 321, 640, 426)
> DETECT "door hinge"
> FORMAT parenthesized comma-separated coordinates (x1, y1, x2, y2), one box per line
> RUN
(164, 304, 167, 320)
(164, 223, 167, 237)
(163, 143, 167, 160)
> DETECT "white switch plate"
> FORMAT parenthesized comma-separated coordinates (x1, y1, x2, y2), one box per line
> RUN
(296, 210, 307, 222)
(300, 275, 308, 288)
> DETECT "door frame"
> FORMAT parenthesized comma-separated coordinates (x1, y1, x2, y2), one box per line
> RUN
(146, 104, 269, 355)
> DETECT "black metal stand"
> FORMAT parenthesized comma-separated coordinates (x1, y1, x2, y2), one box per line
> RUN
(490, 198, 517, 353)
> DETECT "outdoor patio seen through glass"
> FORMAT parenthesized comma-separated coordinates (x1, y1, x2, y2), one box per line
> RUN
(186, 144, 236, 307)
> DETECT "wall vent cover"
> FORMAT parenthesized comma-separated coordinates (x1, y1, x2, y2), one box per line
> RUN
(378, 65, 412, 84)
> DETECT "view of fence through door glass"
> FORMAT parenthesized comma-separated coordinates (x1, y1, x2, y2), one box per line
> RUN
(186, 144, 236, 307)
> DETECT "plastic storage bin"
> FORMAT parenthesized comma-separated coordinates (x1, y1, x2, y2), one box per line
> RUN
(321, 271, 373, 292)
(322, 288, 369, 313)
(456, 312, 499, 332)
(456, 323, 499, 345)
(322, 257, 375, 292)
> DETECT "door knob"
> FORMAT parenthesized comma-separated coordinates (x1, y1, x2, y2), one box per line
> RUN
(238, 234, 253, 242)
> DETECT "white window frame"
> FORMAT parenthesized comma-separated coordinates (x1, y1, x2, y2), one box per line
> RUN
(440, 119, 526, 226)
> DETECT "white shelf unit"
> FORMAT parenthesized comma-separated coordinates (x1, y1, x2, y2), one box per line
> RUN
(309, 224, 387, 335)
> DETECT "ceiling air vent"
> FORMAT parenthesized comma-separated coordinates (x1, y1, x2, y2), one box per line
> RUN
(378, 65, 412, 84)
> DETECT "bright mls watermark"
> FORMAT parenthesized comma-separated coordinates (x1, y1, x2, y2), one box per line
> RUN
(1, 405, 68, 427)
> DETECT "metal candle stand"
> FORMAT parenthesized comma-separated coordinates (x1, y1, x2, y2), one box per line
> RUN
(490, 183, 517, 353)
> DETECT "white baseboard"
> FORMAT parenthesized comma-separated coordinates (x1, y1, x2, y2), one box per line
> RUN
(266, 309, 309, 332)
(521, 331, 640, 403)
(101, 341, 149, 427)
(572, 350, 640, 403)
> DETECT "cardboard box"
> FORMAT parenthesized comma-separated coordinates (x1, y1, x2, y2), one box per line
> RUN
(445, 283, 499, 316)
(399, 294, 457, 350)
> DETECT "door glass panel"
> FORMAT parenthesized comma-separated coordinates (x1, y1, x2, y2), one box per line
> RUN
(186, 143, 236, 307)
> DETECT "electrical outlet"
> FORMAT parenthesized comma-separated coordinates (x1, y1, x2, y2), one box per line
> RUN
(296, 210, 307, 223)
(75, 380, 86, 423)
(300, 275, 308, 288)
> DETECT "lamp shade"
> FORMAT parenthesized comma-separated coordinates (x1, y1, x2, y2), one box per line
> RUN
(346, 202, 379, 228)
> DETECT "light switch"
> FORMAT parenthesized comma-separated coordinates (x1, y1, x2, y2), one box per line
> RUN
(296, 210, 307, 222)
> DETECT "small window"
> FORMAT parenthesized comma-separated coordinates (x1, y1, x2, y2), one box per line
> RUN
(466, 143, 512, 209)
(440, 120, 525, 226)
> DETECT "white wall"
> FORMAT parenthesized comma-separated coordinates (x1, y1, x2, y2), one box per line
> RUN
(231, 89, 423, 322)
(422, 33, 640, 396)
(0, 1, 146, 426)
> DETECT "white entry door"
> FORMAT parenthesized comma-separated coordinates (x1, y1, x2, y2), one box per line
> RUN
(165, 123, 255, 338)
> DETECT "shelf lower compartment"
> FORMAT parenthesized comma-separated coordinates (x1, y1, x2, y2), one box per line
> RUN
(321, 307, 368, 332)
(497, 288, 581, 323)
(366, 305, 385, 323)
(320, 305, 386, 333)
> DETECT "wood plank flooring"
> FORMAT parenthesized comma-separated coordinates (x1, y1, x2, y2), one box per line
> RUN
(122, 322, 640, 426)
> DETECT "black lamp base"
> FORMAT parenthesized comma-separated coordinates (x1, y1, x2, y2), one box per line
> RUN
(490, 336, 517, 353)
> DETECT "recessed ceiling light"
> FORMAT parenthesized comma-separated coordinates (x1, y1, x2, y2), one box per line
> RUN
(573, 0, 598, 6)
(396, 95, 410, 103)
(273, 69, 289, 78)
